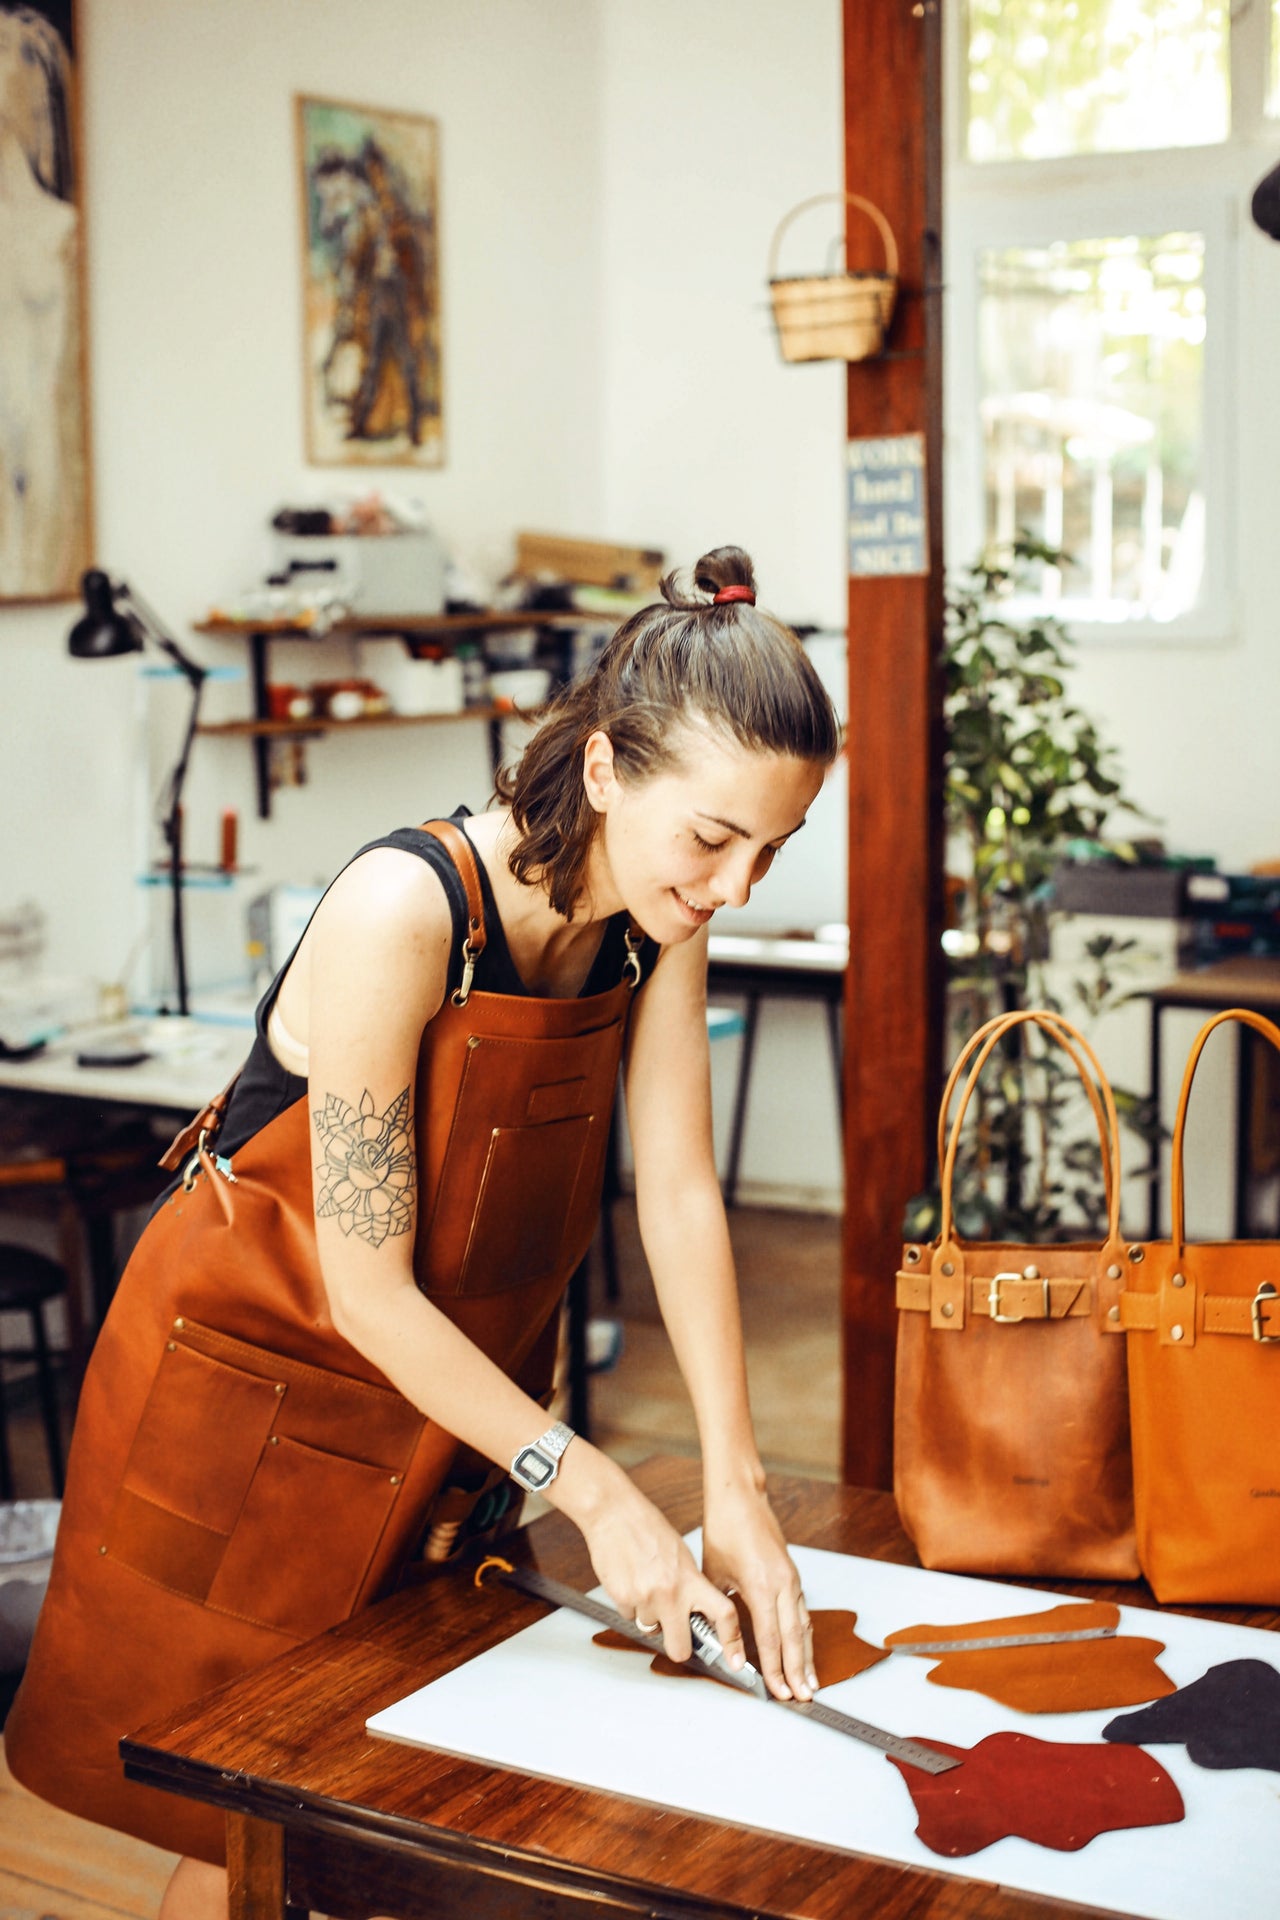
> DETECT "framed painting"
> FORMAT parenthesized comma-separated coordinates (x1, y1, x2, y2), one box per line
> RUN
(0, 0, 93, 602)
(296, 95, 444, 468)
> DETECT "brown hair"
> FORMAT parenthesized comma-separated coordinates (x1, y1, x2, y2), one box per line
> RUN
(496, 545, 841, 916)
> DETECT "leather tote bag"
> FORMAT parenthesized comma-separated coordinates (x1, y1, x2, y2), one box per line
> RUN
(1120, 1008, 1280, 1603)
(895, 1009, 1139, 1580)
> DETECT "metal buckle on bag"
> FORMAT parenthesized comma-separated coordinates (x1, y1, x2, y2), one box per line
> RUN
(987, 1271, 1051, 1323)
(1251, 1282, 1280, 1343)
(988, 1272, 1023, 1322)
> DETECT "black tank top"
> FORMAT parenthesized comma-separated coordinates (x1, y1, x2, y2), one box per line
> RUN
(210, 810, 660, 1164)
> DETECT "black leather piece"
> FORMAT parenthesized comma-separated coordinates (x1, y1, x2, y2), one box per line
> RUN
(1103, 1657, 1280, 1772)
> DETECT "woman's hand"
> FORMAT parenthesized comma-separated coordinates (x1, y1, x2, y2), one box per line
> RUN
(568, 1466, 747, 1672)
(701, 1476, 817, 1702)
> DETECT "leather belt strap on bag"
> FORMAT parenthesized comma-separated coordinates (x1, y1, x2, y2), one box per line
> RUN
(897, 1269, 1091, 1321)
(1119, 1282, 1280, 1342)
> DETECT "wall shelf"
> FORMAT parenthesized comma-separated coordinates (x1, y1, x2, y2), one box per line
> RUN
(191, 609, 580, 818)
(197, 703, 534, 740)
(192, 609, 578, 641)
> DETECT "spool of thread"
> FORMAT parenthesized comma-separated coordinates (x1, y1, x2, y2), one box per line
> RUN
(220, 808, 239, 872)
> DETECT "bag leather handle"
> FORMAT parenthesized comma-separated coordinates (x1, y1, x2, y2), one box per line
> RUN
(1169, 1007, 1280, 1256)
(938, 1010, 1117, 1203)
(939, 1009, 1122, 1247)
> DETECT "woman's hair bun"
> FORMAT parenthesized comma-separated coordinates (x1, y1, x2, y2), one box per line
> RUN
(660, 545, 758, 610)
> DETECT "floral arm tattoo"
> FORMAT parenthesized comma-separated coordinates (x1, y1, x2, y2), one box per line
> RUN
(313, 1087, 415, 1248)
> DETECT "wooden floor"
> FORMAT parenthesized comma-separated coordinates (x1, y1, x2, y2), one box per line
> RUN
(0, 1200, 840, 1918)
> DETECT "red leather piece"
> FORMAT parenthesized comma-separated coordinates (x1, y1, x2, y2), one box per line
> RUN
(888, 1731, 1185, 1857)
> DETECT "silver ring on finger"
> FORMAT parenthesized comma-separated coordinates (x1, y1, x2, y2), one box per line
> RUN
(635, 1617, 660, 1634)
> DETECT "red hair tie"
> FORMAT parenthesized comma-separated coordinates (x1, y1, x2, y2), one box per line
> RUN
(712, 585, 756, 606)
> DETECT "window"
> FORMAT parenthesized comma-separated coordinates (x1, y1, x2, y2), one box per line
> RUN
(979, 233, 1206, 622)
(966, 0, 1230, 162)
(946, 0, 1264, 643)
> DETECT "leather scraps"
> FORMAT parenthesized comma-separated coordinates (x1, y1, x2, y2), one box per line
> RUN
(591, 1608, 889, 1688)
(884, 1601, 1174, 1714)
(888, 1731, 1185, 1857)
(1103, 1657, 1280, 1773)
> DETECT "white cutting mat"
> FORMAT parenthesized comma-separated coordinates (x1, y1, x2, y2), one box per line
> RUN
(367, 1539, 1280, 1920)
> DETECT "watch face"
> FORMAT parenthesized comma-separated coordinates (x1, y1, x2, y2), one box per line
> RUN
(513, 1445, 555, 1490)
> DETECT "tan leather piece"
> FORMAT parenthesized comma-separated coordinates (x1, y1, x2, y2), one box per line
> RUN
(6, 822, 640, 1864)
(895, 1008, 1137, 1581)
(886, 1602, 1172, 1713)
(592, 1608, 889, 1688)
(911, 1635, 1174, 1715)
(810, 1608, 890, 1684)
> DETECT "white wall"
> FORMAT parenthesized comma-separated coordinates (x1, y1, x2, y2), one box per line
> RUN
(597, 0, 847, 633)
(1, 0, 850, 1209)
(597, 0, 848, 1208)
(3, 0, 606, 987)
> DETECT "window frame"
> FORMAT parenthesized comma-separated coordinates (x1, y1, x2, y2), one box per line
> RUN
(944, 0, 1273, 648)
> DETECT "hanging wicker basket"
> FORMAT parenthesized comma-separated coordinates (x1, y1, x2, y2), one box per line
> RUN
(767, 192, 899, 364)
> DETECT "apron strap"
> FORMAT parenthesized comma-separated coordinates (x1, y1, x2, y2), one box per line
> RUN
(421, 819, 647, 996)
(419, 819, 488, 1005)
(158, 1068, 241, 1171)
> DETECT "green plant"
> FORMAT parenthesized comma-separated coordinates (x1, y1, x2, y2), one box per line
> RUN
(907, 538, 1164, 1243)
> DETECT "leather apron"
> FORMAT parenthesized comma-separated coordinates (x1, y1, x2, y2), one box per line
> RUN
(6, 822, 644, 1863)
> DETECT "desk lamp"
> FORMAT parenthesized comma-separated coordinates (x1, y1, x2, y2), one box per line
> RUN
(68, 569, 208, 1017)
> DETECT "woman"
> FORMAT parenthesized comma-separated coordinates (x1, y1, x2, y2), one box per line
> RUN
(7, 546, 842, 1919)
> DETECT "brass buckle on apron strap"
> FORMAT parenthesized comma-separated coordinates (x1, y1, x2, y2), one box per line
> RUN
(451, 936, 482, 1008)
(623, 925, 643, 989)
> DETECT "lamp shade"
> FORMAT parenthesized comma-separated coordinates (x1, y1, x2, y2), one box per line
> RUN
(67, 569, 144, 659)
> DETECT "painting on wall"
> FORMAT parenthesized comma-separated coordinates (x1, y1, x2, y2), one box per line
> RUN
(0, 0, 93, 603)
(297, 95, 444, 469)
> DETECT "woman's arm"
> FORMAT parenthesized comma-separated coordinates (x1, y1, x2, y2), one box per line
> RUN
(624, 931, 817, 1700)
(300, 850, 744, 1665)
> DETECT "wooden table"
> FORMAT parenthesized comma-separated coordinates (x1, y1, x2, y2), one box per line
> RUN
(0, 1015, 252, 1332)
(120, 1455, 1279, 1920)
(1143, 956, 1280, 1238)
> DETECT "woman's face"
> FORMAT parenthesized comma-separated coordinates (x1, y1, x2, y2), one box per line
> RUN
(582, 721, 827, 941)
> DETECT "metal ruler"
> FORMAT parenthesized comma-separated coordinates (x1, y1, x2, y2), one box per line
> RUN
(477, 1558, 958, 1776)
(892, 1625, 1117, 1655)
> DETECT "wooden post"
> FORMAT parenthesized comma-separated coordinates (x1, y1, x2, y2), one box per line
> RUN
(841, 0, 945, 1488)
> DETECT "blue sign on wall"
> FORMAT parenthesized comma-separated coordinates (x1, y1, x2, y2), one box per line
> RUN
(847, 433, 927, 577)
